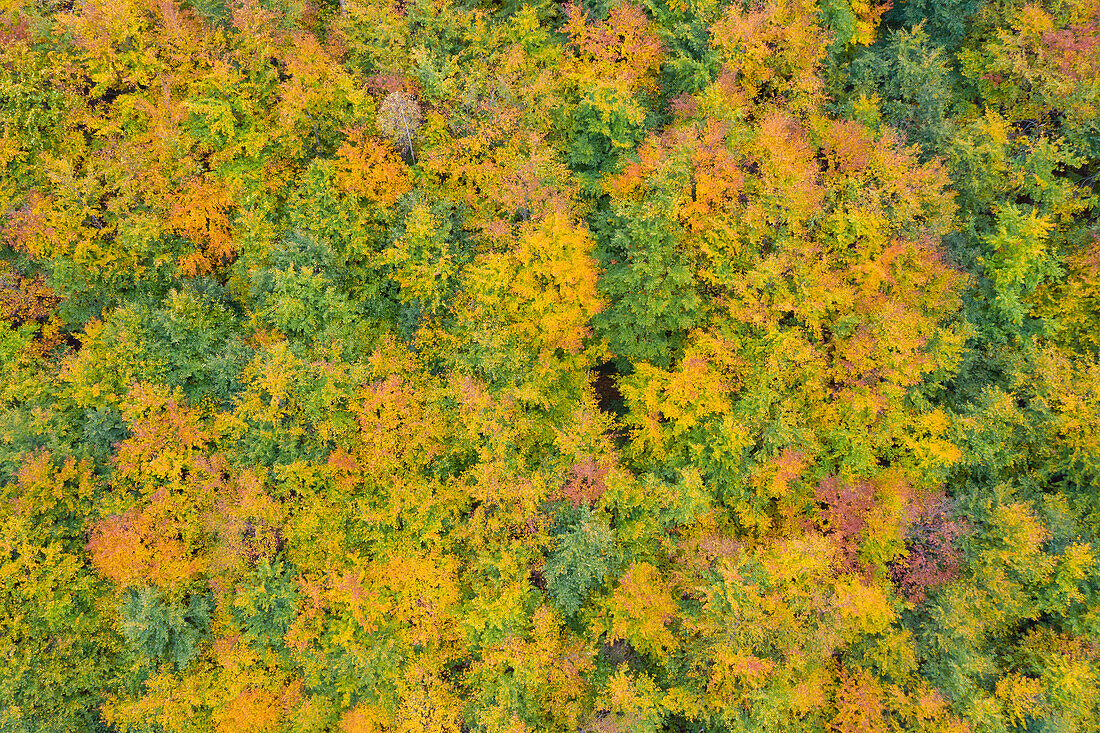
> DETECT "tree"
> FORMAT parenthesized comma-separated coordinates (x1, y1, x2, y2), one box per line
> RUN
(0, 452, 123, 732)
(543, 506, 618, 616)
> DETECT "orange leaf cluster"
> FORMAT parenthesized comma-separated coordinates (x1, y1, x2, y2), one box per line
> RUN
(169, 178, 235, 275)
(87, 495, 205, 588)
(335, 126, 412, 207)
(563, 2, 664, 92)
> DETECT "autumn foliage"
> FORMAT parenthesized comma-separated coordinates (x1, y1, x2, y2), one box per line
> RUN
(1, 0, 1099, 730)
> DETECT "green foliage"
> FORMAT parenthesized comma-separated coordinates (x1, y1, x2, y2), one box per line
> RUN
(82, 405, 129, 462)
(544, 506, 619, 616)
(980, 204, 1060, 331)
(387, 199, 470, 328)
(568, 83, 651, 181)
(843, 24, 957, 153)
(225, 343, 367, 468)
(256, 258, 352, 341)
(881, 0, 983, 49)
(595, 191, 704, 369)
(917, 496, 1100, 718)
(230, 559, 300, 652)
(119, 586, 213, 671)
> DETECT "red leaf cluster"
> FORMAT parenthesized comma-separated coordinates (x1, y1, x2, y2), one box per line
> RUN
(1042, 18, 1100, 79)
(890, 492, 966, 603)
(814, 476, 877, 568)
(561, 456, 611, 508)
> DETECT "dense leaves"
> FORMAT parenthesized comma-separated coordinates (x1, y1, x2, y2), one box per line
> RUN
(1, 0, 1098, 730)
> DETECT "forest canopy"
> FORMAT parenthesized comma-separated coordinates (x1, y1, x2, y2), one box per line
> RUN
(0, 0, 1099, 730)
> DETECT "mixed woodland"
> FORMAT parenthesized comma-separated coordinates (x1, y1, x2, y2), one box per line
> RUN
(1, 0, 1099, 729)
